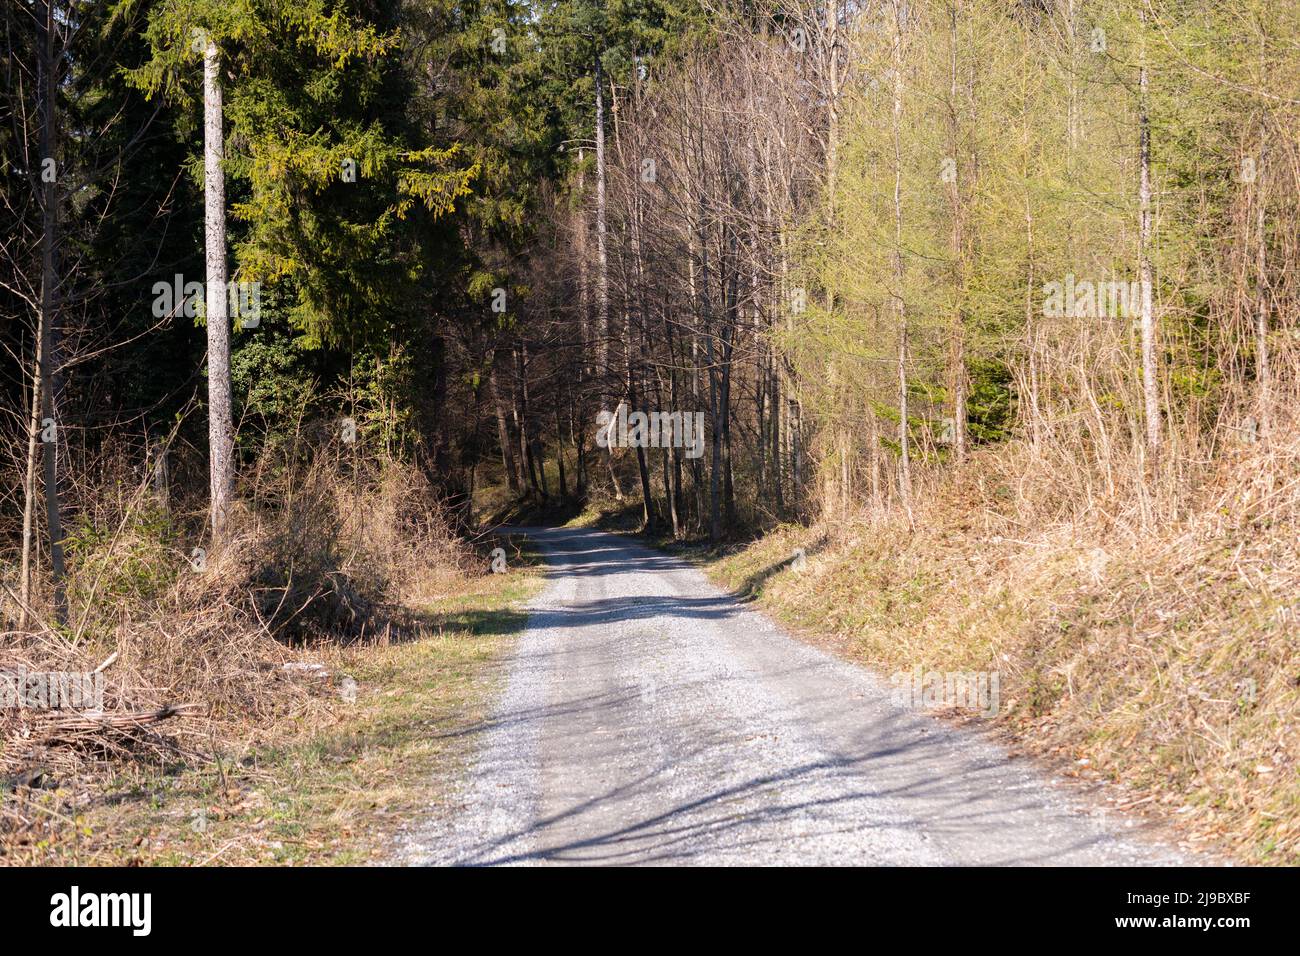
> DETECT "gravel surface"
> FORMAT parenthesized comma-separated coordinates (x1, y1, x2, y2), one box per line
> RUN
(398, 526, 1190, 866)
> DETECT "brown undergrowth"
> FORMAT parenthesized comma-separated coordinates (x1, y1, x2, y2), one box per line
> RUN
(0, 443, 511, 860)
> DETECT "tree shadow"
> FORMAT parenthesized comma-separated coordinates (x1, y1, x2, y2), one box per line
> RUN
(724, 531, 831, 603)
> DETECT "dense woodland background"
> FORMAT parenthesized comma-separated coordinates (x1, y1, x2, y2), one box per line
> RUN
(5, 0, 1298, 568)
(2, 0, 1299, 860)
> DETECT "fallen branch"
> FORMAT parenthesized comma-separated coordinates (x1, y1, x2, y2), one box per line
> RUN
(37, 702, 204, 735)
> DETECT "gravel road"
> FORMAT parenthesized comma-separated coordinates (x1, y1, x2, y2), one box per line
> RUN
(399, 526, 1189, 866)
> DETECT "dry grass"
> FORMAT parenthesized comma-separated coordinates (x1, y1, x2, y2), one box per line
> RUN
(705, 416, 1300, 864)
(0, 442, 529, 861)
(0, 558, 543, 865)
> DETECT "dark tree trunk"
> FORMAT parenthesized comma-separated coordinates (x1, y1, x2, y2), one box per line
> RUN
(38, 0, 66, 623)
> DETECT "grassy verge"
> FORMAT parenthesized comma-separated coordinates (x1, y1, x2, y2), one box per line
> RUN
(1, 540, 545, 866)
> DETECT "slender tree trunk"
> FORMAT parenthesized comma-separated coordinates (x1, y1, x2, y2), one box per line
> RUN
(570, 387, 588, 497)
(634, 436, 654, 529)
(576, 150, 591, 362)
(204, 41, 234, 540)
(594, 51, 610, 392)
(631, 359, 655, 529)
(666, 319, 684, 535)
(778, 234, 803, 499)
(720, 332, 736, 530)
(661, 442, 678, 537)
(891, 1, 912, 512)
(522, 351, 548, 502)
(593, 54, 621, 498)
(688, 256, 703, 528)
(522, 440, 541, 496)
(575, 151, 591, 495)
(628, 159, 656, 531)
(605, 436, 625, 499)
(628, 323, 652, 529)
(489, 356, 520, 493)
(463, 384, 482, 527)
(19, 312, 44, 629)
(511, 349, 536, 495)
(515, 346, 546, 499)
(947, 0, 968, 464)
(38, 0, 66, 625)
(1137, 18, 1161, 459)
(531, 435, 550, 499)
(756, 355, 767, 494)
(770, 337, 784, 517)
(554, 402, 568, 500)
(708, 371, 721, 542)
(823, 1, 849, 514)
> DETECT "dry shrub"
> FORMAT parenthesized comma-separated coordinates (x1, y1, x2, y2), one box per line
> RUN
(337, 460, 475, 605)
(0, 444, 473, 797)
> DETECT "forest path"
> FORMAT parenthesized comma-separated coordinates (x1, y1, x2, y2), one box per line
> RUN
(401, 526, 1189, 866)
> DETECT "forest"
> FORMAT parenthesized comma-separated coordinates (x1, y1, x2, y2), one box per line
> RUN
(2, 0, 1298, 865)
